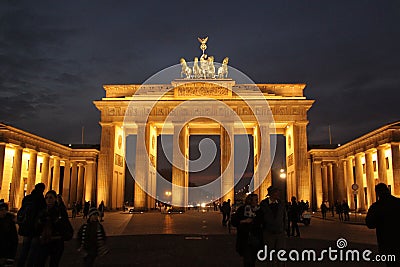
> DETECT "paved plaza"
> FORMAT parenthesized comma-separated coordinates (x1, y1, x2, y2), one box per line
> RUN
(38, 210, 388, 267)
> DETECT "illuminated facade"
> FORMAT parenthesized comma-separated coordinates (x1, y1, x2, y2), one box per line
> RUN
(0, 123, 99, 210)
(94, 80, 314, 209)
(1, 96, 398, 212)
(309, 122, 400, 211)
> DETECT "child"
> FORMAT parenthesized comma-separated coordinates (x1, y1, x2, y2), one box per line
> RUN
(77, 207, 108, 267)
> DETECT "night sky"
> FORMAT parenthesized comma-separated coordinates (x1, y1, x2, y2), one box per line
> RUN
(1, 1, 399, 146)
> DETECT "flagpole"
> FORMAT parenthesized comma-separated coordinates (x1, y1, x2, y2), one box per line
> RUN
(81, 126, 84, 144)
(328, 125, 332, 144)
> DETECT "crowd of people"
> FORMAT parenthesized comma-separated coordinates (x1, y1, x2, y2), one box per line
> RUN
(230, 186, 289, 267)
(229, 182, 399, 267)
(320, 200, 350, 221)
(0, 183, 108, 267)
(1, 180, 399, 267)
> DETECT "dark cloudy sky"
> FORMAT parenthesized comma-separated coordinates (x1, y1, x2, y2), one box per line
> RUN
(1, 1, 399, 145)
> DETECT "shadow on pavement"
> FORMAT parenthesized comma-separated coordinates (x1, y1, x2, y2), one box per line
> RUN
(57, 235, 384, 267)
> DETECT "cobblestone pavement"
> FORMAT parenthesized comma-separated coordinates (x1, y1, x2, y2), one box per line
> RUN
(18, 210, 389, 266)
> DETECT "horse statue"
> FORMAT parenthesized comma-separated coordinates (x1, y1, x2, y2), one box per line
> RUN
(180, 58, 192, 79)
(207, 56, 216, 78)
(217, 57, 229, 78)
(193, 57, 202, 79)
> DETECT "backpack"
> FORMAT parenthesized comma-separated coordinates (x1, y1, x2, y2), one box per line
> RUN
(17, 195, 35, 236)
(59, 209, 74, 241)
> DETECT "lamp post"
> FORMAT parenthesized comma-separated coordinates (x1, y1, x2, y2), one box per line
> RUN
(279, 168, 287, 179)
(279, 168, 287, 201)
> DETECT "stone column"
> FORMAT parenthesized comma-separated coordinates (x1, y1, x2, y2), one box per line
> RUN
(62, 160, 71, 206)
(172, 123, 189, 208)
(41, 153, 50, 187)
(293, 122, 310, 202)
(355, 153, 366, 211)
(0, 144, 6, 194)
(77, 163, 85, 202)
(346, 157, 355, 209)
(146, 126, 157, 210)
(327, 163, 334, 205)
(365, 150, 376, 205)
(84, 161, 96, 203)
(259, 125, 272, 200)
(26, 150, 37, 194)
(97, 123, 115, 208)
(335, 161, 346, 202)
(221, 123, 234, 203)
(334, 160, 347, 203)
(377, 146, 388, 184)
(391, 143, 400, 196)
(313, 160, 323, 210)
(69, 162, 78, 204)
(253, 126, 261, 198)
(134, 122, 149, 209)
(321, 163, 328, 203)
(10, 146, 23, 209)
(52, 157, 61, 193)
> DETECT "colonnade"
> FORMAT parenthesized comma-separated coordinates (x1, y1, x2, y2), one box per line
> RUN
(0, 143, 98, 209)
(310, 141, 400, 211)
(0, 124, 99, 210)
(97, 120, 311, 210)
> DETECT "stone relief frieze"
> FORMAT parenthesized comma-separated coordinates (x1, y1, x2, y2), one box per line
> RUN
(103, 102, 309, 121)
(175, 83, 230, 97)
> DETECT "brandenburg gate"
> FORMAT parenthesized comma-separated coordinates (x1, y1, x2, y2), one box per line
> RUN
(93, 38, 314, 210)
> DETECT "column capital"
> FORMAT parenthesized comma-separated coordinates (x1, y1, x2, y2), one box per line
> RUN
(377, 144, 389, 150)
(355, 152, 365, 157)
(365, 148, 376, 154)
(99, 122, 115, 127)
(22, 147, 37, 153)
(294, 121, 309, 127)
(38, 151, 50, 157)
(10, 144, 23, 150)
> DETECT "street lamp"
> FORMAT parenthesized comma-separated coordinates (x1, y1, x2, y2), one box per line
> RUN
(279, 168, 287, 179)
(165, 191, 172, 196)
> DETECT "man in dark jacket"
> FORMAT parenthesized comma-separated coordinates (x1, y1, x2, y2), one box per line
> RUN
(221, 199, 231, 226)
(259, 186, 287, 267)
(366, 183, 400, 266)
(288, 196, 300, 237)
(232, 194, 263, 267)
(0, 199, 18, 266)
(17, 183, 46, 267)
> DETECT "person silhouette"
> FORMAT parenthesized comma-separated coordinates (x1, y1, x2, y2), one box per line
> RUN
(366, 183, 400, 266)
